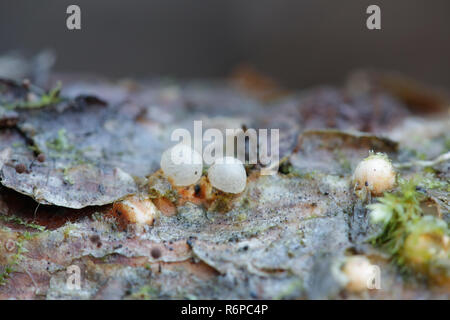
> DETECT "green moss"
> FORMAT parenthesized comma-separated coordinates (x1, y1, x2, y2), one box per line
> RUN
(63, 167, 75, 185)
(368, 177, 449, 274)
(27, 144, 42, 154)
(0, 215, 45, 232)
(235, 212, 247, 222)
(62, 224, 76, 240)
(128, 285, 160, 300)
(278, 160, 294, 175)
(364, 151, 392, 163)
(0, 265, 14, 286)
(33, 82, 62, 107)
(149, 188, 178, 203)
(5, 82, 62, 110)
(0, 233, 32, 286)
(147, 173, 178, 202)
(286, 169, 318, 180)
(22, 231, 35, 240)
(369, 177, 426, 252)
(419, 173, 449, 191)
(12, 142, 24, 148)
(47, 129, 73, 152)
(209, 192, 236, 213)
(45, 129, 94, 172)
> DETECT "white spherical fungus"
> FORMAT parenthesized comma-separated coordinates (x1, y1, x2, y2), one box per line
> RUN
(160, 144, 203, 186)
(207, 157, 247, 194)
(353, 153, 396, 196)
(342, 256, 375, 292)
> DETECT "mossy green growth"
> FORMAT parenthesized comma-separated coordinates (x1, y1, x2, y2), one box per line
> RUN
(31, 82, 62, 107)
(147, 172, 179, 202)
(63, 166, 75, 185)
(368, 178, 424, 229)
(363, 151, 392, 163)
(0, 264, 14, 286)
(47, 129, 73, 152)
(0, 233, 32, 286)
(148, 188, 178, 203)
(0, 221, 44, 285)
(46, 128, 92, 167)
(0, 215, 45, 232)
(368, 177, 426, 252)
(402, 216, 449, 282)
(209, 192, 236, 213)
(278, 161, 294, 175)
(419, 172, 449, 192)
(5, 82, 62, 110)
(128, 285, 160, 300)
(368, 177, 449, 279)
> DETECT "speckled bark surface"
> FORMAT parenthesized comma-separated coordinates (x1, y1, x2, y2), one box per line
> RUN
(0, 67, 449, 299)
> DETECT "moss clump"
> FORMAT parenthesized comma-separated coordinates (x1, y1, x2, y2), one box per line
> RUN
(0, 232, 34, 286)
(0, 264, 14, 286)
(0, 215, 45, 232)
(368, 177, 422, 231)
(28, 82, 62, 108)
(128, 285, 160, 300)
(278, 161, 294, 175)
(402, 216, 449, 283)
(209, 192, 236, 213)
(366, 151, 391, 162)
(147, 172, 179, 203)
(419, 172, 449, 192)
(47, 129, 73, 152)
(5, 82, 62, 110)
(63, 166, 75, 185)
(368, 177, 449, 282)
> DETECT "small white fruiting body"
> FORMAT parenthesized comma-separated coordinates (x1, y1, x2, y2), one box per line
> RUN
(353, 153, 396, 195)
(208, 156, 247, 194)
(160, 144, 203, 186)
(342, 256, 375, 292)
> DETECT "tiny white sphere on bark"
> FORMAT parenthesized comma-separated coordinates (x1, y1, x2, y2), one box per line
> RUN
(353, 153, 396, 195)
(342, 256, 375, 292)
(160, 143, 203, 186)
(208, 157, 247, 194)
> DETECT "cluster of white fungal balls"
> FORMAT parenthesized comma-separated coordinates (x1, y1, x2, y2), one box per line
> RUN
(160, 144, 247, 194)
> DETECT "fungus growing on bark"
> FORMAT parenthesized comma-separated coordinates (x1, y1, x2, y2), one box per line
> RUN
(353, 152, 396, 196)
(207, 156, 247, 194)
(160, 144, 203, 187)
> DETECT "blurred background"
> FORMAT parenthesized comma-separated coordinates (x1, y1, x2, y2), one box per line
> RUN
(0, 0, 449, 89)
